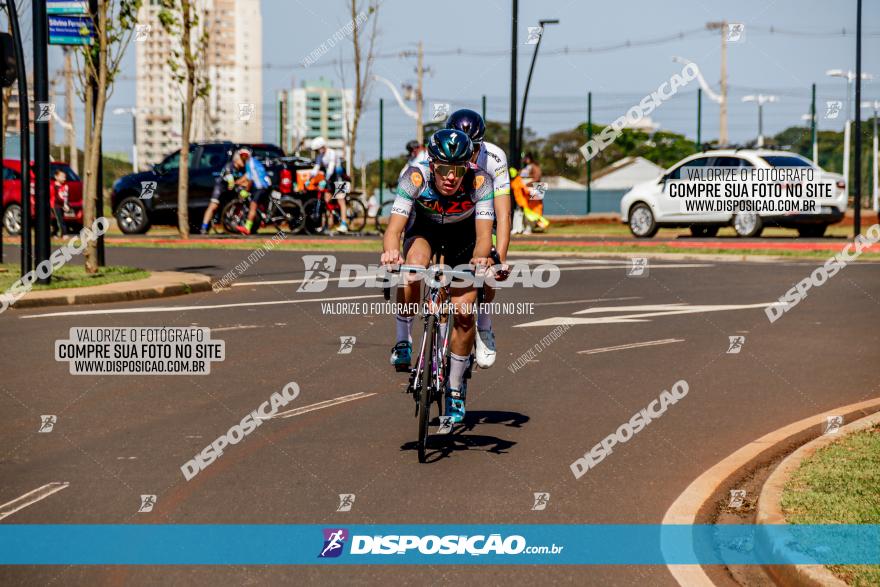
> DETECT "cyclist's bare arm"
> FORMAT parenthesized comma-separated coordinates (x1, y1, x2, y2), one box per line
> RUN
(473, 218, 494, 264)
(381, 213, 407, 265)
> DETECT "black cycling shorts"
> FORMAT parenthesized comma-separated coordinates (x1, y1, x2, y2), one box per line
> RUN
(403, 214, 476, 269)
(251, 188, 269, 205)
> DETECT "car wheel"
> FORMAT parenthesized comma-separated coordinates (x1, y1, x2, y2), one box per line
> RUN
(628, 203, 658, 238)
(689, 226, 718, 237)
(2, 203, 22, 236)
(797, 224, 828, 238)
(733, 213, 763, 238)
(115, 196, 151, 234)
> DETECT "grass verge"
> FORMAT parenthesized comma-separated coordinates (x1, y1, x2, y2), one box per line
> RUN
(0, 263, 149, 291)
(781, 424, 880, 586)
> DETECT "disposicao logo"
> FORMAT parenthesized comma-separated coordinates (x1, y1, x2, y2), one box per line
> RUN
(319, 528, 348, 558)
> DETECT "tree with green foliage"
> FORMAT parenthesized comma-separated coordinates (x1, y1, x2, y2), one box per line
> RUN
(75, 0, 141, 273)
(158, 0, 210, 238)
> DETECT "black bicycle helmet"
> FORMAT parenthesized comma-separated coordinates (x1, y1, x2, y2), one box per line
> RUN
(405, 140, 420, 154)
(446, 109, 485, 145)
(427, 129, 473, 164)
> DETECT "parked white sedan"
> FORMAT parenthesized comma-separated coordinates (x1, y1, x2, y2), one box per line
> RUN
(620, 149, 847, 238)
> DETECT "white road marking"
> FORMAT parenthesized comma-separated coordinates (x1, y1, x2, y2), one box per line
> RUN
(517, 302, 773, 327)
(270, 392, 377, 420)
(21, 294, 383, 319)
(230, 263, 710, 288)
(534, 296, 641, 307)
(232, 275, 364, 287)
(0, 482, 70, 521)
(578, 338, 685, 355)
(557, 263, 711, 272)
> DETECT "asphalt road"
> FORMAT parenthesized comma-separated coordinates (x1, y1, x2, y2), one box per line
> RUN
(1, 244, 878, 585)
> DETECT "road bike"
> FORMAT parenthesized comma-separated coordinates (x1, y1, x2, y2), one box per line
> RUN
(384, 257, 481, 463)
(302, 191, 368, 235)
(221, 189, 305, 235)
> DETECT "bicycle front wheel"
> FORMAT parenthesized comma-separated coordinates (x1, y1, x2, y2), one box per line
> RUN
(417, 314, 436, 463)
(221, 200, 247, 233)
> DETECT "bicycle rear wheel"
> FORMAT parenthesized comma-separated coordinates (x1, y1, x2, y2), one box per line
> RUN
(345, 198, 367, 232)
(417, 314, 436, 463)
(272, 199, 305, 234)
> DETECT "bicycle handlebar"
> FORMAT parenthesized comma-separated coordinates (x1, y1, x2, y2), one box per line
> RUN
(381, 264, 483, 301)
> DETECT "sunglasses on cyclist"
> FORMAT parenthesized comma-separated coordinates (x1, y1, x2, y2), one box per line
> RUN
(433, 163, 467, 179)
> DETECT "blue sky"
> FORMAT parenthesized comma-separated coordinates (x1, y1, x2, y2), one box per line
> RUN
(49, 0, 880, 164)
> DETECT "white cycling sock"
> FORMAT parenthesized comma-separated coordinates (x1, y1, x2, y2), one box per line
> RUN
(395, 315, 413, 344)
(477, 306, 492, 331)
(449, 353, 469, 391)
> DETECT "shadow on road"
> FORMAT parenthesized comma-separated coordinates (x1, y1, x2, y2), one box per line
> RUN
(399, 410, 528, 462)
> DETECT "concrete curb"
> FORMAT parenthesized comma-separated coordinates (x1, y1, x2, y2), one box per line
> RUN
(7, 271, 213, 309)
(662, 397, 880, 587)
(758, 411, 880, 587)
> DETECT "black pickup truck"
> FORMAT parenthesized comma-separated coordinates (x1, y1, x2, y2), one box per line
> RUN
(110, 141, 313, 234)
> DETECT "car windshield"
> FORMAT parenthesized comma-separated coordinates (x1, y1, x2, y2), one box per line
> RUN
(760, 155, 813, 167)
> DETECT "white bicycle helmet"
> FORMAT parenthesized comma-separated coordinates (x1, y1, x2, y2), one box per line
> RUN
(310, 137, 327, 150)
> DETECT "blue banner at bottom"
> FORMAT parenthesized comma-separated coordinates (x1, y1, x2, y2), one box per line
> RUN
(0, 525, 878, 565)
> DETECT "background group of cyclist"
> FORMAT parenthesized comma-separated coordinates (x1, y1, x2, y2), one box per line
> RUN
(198, 137, 352, 236)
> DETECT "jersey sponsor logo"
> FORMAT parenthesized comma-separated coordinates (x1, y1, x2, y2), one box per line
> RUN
(410, 171, 423, 187)
(487, 151, 502, 163)
(474, 175, 486, 190)
(420, 198, 475, 215)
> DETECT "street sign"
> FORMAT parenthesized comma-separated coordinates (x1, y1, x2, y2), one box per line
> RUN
(48, 15, 95, 46)
(46, 1, 88, 15)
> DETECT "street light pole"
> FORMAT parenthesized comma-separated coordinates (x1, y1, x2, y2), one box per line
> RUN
(742, 95, 778, 147)
(113, 108, 139, 172)
(826, 69, 874, 212)
(854, 0, 862, 236)
(518, 18, 558, 164)
(861, 100, 879, 212)
(33, 0, 50, 283)
(509, 0, 518, 168)
(6, 0, 31, 276)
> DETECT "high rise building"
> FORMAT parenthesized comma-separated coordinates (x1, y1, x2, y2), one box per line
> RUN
(135, 0, 263, 168)
(284, 78, 353, 155)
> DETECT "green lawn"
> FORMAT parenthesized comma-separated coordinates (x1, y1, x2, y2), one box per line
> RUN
(0, 263, 149, 291)
(781, 424, 880, 586)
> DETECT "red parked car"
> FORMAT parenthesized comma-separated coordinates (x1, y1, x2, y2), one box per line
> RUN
(1, 159, 83, 235)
